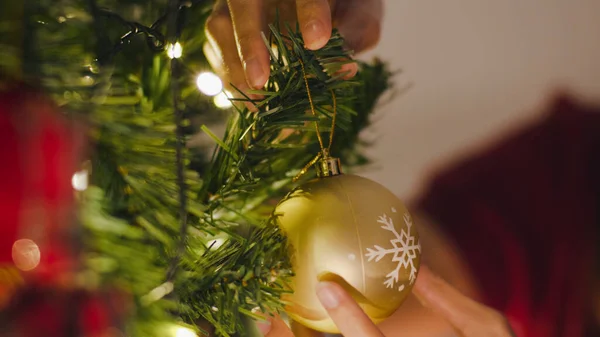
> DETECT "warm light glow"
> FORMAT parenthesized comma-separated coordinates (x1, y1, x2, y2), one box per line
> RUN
(82, 76, 94, 86)
(196, 72, 223, 96)
(71, 170, 89, 191)
(12, 239, 41, 271)
(207, 238, 225, 249)
(167, 42, 183, 59)
(141, 282, 174, 305)
(213, 91, 233, 109)
(175, 327, 197, 337)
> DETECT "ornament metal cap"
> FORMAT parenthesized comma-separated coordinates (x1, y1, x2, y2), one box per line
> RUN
(316, 156, 342, 178)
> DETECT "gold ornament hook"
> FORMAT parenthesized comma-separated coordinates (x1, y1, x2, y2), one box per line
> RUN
(293, 59, 341, 182)
(316, 155, 342, 178)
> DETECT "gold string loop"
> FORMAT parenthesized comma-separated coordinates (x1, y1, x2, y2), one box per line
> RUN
(327, 89, 337, 154)
(292, 153, 322, 182)
(293, 59, 338, 182)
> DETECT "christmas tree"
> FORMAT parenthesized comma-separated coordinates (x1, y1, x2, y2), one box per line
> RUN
(0, 0, 393, 336)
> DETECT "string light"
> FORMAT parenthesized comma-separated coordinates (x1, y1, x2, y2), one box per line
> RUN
(167, 42, 183, 59)
(196, 72, 222, 96)
(82, 76, 94, 86)
(141, 282, 174, 306)
(207, 238, 225, 249)
(71, 170, 89, 191)
(213, 90, 233, 109)
(175, 327, 197, 337)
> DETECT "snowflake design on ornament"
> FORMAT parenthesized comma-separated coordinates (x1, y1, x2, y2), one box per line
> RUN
(365, 211, 421, 291)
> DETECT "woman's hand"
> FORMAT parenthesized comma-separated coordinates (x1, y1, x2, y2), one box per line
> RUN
(204, 0, 383, 93)
(257, 266, 515, 337)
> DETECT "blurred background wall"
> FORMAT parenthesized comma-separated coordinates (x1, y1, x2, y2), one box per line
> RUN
(359, 0, 600, 199)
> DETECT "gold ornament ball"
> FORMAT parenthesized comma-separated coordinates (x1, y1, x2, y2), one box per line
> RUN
(275, 171, 422, 333)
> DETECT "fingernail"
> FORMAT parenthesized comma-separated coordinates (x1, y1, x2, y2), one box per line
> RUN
(304, 20, 328, 50)
(256, 320, 272, 335)
(338, 62, 358, 79)
(316, 282, 340, 309)
(243, 56, 267, 89)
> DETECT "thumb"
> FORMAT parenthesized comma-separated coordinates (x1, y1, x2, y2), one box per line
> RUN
(412, 266, 512, 336)
(254, 314, 294, 337)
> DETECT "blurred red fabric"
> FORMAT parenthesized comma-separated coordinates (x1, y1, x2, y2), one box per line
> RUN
(0, 84, 82, 278)
(0, 85, 116, 336)
(418, 94, 600, 336)
(0, 87, 24, 265)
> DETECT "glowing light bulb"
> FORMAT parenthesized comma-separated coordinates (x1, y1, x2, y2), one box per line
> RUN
(12, 239, 41, 271)
(214, 91, 233, 109)
(175, 327, 197, 337)
(71, 170, 89, 191)
(196, 72, 223, 96)
(141, 282, 174, 305)
(167, 42, 183, 59)
(207, 238, 225, 249)
(82, 76, 94, 86)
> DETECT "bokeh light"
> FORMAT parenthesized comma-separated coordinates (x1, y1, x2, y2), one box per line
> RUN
(167, 42, 183, 59)
(12, 239, 41, 271)
(71, 170, 89, 191)
(207, 238, 225, 249)
(196, 72, 223, 96)
(213, 91, 233, 109)
(175, 327, 197, 337)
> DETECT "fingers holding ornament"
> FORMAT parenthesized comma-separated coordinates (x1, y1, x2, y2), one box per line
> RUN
(315, 281, 385, 337)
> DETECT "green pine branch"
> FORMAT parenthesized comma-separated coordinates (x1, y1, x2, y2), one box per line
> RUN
(2, 1, 393, 336)
(176, 24, 392, 336)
